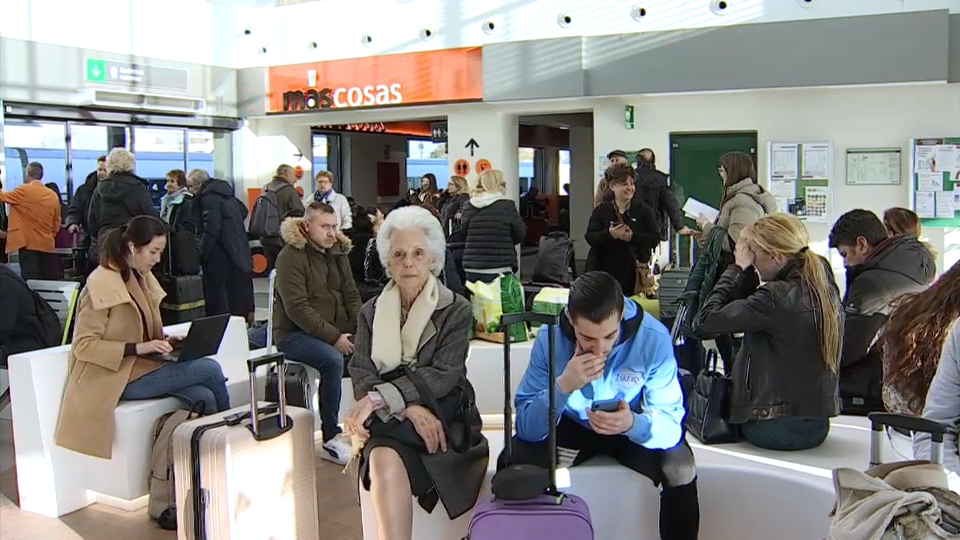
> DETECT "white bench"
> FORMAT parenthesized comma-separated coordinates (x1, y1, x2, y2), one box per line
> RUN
(9, 315, 252, 518)
(466, 340, 533, 415)
(358, 416, 904, 540)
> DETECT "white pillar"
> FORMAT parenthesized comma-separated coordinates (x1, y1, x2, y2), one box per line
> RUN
(569, 126, 594, 259)
(447, 109, 520, 204)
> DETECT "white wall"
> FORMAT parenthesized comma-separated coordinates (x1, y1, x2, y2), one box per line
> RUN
(591, 83, 960, 273)
(0, 0, 953, 67)
(0, 0, 240, 67)
(340, 132, 409, 207)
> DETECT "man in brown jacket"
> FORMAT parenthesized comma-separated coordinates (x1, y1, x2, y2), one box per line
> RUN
(0, 162, 62, 279)
(273, 202, 361, 464)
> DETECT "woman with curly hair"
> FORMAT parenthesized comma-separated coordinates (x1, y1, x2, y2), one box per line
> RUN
(880, 261, 960, 474)
(880, 261, 960, 417)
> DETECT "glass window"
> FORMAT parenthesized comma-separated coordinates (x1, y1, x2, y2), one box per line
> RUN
(407, 140, 447, 189)
(68, 124, 110, 199)
(133, 127, 185, 206)
(2, 121, 67, 195)
(558, 149, 571, 195)
(187, 130, 215, 175)
(519, 147, 535, 194)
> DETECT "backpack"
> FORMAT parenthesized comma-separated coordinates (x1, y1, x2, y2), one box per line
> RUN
(148, 406, 203, 530)
(30, 289, 62, 348)
(248, 188, 283, 238)
(531, 232, 575, 286)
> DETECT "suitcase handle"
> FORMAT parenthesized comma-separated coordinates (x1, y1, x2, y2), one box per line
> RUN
(868, 412, 949, 467)
(500, 312, 561, 493)
(247, 353, 292, 441)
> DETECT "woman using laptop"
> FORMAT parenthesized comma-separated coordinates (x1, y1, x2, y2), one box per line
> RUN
(55, 215, 231, 460)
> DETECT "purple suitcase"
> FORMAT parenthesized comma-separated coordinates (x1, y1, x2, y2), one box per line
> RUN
(466, 312, 594, 540)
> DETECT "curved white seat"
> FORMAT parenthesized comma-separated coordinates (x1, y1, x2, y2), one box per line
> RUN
(9, 316, 252, 517)
(358, 417, 899, 540)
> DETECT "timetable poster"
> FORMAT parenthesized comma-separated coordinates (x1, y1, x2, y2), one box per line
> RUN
(912, 138, 960, 226)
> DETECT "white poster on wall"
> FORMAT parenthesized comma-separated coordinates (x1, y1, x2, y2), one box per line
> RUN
(801, 143, 830, 179)
(918, 172, 944, 191)
(915, 191, 936, 218)
(915, 145, 936, 172)
(936, 191, 955, 218)
(935, 144, 959, 175)
(803, 186, 829, 223)
(771, 143, 799, 178)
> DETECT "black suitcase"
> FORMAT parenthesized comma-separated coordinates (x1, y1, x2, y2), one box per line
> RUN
(158, 274, 205, 325)
(265, 363, 312, 410)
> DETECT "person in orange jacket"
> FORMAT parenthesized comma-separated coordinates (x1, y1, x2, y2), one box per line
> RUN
(0, 162, 62, 279)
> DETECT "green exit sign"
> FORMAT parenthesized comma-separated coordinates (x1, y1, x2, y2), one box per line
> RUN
(85, 58, 107, 82)
(625, 105, 635, 130)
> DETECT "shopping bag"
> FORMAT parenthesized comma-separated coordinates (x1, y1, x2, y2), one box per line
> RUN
(530, 287, 568, 327)
(684, 350, 739, 444)
(467, 275, 528, 343)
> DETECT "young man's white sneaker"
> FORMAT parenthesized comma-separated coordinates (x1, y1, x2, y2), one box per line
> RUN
(321, 433, 351, 466)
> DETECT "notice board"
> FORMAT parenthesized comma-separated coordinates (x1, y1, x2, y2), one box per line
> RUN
(768, 141, 833, 224)
(910, 137, 960, 227)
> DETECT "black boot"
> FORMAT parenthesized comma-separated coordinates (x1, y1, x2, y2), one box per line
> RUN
(659, 477, 700, 540)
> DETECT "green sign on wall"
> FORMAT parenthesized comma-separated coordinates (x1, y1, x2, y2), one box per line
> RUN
(85, 58, 107, 83)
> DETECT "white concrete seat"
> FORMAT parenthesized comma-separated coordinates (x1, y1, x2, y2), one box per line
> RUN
(466, 340, 533, 415)
(10, 315, 252, 517)
(357, 417, 897, 539)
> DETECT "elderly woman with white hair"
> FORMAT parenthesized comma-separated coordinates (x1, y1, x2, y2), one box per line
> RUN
(86, 147, 157, 264)
(345, 206, 488, 540)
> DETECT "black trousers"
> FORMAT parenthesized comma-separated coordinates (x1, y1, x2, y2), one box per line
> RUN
(18, 249, 59, 280)
(202, 248, 254, 320)
(498, 417, 700, 540)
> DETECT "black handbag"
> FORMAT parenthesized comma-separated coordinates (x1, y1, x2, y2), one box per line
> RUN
(367, 365, 476, 453)
(684, 349, 740, 444)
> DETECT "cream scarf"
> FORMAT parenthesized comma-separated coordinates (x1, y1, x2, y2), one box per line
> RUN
(370, 274, 440, 374)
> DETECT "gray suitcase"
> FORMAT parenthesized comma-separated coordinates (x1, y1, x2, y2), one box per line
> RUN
(660, 234, 695, 321)
(173, 353, 320, 540)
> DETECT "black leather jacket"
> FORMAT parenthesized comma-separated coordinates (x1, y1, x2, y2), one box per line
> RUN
(697, 258, 842, 423)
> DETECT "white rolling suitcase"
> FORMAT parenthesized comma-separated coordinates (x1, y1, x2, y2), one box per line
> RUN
(173, 353, 320, 540)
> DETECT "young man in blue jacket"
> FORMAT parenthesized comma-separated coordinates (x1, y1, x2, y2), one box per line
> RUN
(502, 271, 699, 540)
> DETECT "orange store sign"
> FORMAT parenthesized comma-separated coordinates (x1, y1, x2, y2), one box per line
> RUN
(266, 47, 483, 114)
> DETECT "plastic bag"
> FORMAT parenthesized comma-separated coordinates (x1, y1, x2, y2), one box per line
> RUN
(467, 274, 528, 343)
(531, 287, 568, 327)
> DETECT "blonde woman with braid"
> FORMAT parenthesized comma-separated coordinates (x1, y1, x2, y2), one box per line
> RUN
(698, 213, 842, 451)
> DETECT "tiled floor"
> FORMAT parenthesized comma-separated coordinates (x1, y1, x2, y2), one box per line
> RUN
(0, 425, 363, 540)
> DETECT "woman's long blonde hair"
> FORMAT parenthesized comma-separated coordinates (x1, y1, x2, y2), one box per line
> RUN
(472, 169, 507, 197)
(742, 213, 841, 372)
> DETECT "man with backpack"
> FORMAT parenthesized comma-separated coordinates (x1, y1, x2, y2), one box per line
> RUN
(251, 164, 304, 269)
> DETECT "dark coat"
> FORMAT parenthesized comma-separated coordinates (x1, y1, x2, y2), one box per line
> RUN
(273, 217, 361, 345)
(585, 200, 660, 296)
(698, 259, 843, 424)
(65, 172, 98, 235)
(635, 165, 685, 241)
(840, 235, 937, 409)
(193, 178, 252, 273)
(460, 196, 525, 272)
(87, 171, 156, 256)
(441, 193, 469, 238)
(0, 265, 47, 363)
(348, 285, 488, 519)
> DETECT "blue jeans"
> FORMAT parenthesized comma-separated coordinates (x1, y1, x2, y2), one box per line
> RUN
(740, 417, 830, 451)
(122, 358, 231, 414)
(277, 331, 344, 442)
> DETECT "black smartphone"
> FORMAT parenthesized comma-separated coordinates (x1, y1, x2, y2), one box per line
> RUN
(591, 398, 621, 413)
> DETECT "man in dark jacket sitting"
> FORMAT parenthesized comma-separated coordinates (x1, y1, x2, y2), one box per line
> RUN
(829, 209, 937, 414)
(634, 149, 691, 241)
(187, 169, 254, 321)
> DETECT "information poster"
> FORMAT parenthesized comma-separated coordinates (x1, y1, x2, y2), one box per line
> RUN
(911, 137, 960, 226)
(845, 148, 901, 185)
(767, 141, 833, 223)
